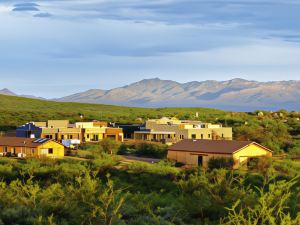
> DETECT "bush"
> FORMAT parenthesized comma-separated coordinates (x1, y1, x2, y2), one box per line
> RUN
(99, 139, 121, 155)
(208, 157, 234, 170)
(118, 143, 167, 159)
(134, 143, 167, 159)
(248, 156, 272, 174)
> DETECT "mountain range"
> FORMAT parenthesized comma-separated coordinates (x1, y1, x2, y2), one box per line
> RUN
(1, 78, 300, 111)
(0, 88, 45, 100)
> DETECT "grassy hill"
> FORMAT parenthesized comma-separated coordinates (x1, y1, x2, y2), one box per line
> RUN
(1, 94, 300, 155)
(0, 94, 227, 130)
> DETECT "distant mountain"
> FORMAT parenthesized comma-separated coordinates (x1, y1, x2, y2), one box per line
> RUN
(0, 88, 16, 96)
(56, 78, 300, 111)
(0, 88, 44, 100)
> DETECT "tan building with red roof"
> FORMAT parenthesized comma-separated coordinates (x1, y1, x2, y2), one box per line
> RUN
(168, 139, 272, 168)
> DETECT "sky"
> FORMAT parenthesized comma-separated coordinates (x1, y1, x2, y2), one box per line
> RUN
(0, 0, 300, 98)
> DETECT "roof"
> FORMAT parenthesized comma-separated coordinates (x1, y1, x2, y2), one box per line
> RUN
(168, 139, 272, 154)
(135, 131, 176, 134)
(0, 137, 62, 148)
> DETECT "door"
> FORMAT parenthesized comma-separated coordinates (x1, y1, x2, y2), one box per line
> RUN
(198, 156, 203, 166)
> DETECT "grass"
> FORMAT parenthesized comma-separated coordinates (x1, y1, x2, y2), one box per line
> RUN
(0, 94, 227, 130)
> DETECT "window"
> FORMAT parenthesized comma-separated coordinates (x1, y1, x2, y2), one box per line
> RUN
(93, 135, 99, 141)
(208, 134, 211, 139)
(12, 148, 16, 154)
(69, 135, 73, 139)
(4, 147, 8, 153)
(87, 134, 90, 139)
(192, 134, 196, 139)
(201, 134, 204, 139)
(222, 133, 224, 138)
(168, 134, 171, 138)
(48, 148, 53, 154)
(31, 149, 35, 154)
(41, 149, 48, 154)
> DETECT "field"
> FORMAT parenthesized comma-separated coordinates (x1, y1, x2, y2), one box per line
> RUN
(0, 94, 300, 224)
(0, 94, 226, 130)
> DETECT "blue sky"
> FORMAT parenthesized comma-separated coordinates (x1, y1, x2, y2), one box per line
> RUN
(0, 0, 300, 97)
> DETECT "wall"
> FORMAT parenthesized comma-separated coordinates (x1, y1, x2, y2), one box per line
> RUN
(167, 150, 232, 167)
(47, 120, 69, 128)
(75, 122, 94, 129)
(104, 128, 124, 142)
(38, 141, 65, 158)
(84, 127, 106, 142)
(233, 143, 272, 168)
(0, 146, 38, 157)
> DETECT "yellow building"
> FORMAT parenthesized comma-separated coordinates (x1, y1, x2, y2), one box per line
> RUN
(83, 127, 106, 142)
(40, 127, 82, 142)
(167, 139, 272, 168)
(0, 137, 65, 158)
(75, 122, 123, 142)
(134, 117, 232, 144)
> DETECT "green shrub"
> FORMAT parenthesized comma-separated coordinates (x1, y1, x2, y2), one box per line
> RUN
(208, 157, 234, 170)
(99, 139, 121, 155)
(134, 143, 167, 159)
(248, 156, 272, 174)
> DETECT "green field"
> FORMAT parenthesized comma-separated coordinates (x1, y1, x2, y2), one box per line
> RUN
(0, 94, 226, 129)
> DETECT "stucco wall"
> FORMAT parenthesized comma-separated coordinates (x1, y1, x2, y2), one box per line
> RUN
(233, 143, 272, 167)
(167, 150, 231, 167)
(38, 141, 65, 158)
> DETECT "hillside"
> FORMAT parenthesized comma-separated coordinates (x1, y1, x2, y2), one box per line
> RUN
(57, 78, 300, 111)
(0, 94, 226, 130)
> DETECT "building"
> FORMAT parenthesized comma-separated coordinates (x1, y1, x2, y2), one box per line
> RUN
(110, 123, 144, 139)
(76, 122, 107, 142)
(167, 139, 272, 168)
(0, 137, 65, 158)
(134, 117, 232, 144)
(16, 120, 124, 144)
(40, 128, 82, 142)
(134, 130, 176, 144)
(16, 122, 42, 138)
(47, 120, 69, 128)
(104, 128, 124, 142)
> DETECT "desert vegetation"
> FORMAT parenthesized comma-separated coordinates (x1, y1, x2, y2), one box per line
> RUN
(0, 154, 299, 225)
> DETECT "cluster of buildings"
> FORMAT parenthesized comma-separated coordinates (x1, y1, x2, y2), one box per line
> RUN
(0, 117, 272, 168)
(133, 117, 232, 144)
(16, 120, 123, 145)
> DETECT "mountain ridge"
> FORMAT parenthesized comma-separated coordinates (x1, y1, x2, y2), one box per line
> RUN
(2, 78, 300, 111)
(56, 78, 300, 111)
